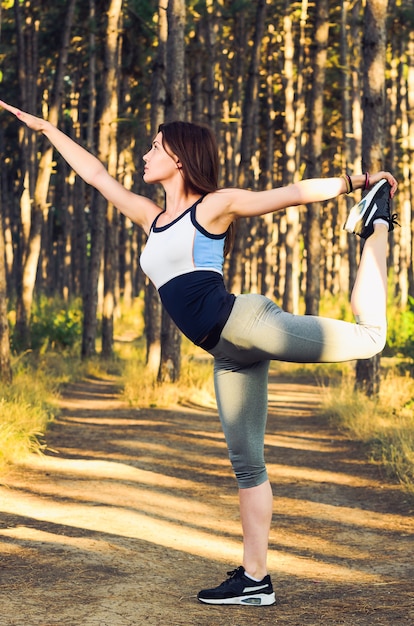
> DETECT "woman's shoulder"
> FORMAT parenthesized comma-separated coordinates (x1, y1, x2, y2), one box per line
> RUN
(196, 188, 244, 234)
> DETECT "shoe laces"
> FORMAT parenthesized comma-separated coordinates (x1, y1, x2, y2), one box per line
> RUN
(220, 566, 244, 587)
(227, 566, 244, 578)
(389, 213, 400, 228)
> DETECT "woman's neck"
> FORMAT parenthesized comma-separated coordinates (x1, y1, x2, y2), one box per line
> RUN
(163, 184, 201, 218)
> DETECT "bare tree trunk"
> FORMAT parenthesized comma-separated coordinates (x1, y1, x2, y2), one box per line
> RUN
(339, 1, 363, 298)
(101, 0, 123, 359)
(356, 0, 389, 396)
(144, 0, 167, 376)
(14, 0, 76, 350)
(305, 0, 329, 315)
(396, 27, 414, 305)
(405, 30, 414, 296)
(281, 0, 304, 314)
(204, 0, 220, 130)
(260, 29, 277, 299)
(82, 0, 123, 358)
(0, 145, 12, 382)
(157, 0, 186, 383)
(238, 0, 267, 188)
(227, 0, 267, 295)
(340, 0, 356, 298)
(165, 0, 186, 121)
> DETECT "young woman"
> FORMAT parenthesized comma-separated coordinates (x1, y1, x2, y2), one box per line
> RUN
(0, 100, 398, 606)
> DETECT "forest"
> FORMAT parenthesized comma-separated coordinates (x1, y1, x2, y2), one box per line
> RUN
(0, 0, 414, 385)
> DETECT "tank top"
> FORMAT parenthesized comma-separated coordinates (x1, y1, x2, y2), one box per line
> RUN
(140, 197, 235, 349)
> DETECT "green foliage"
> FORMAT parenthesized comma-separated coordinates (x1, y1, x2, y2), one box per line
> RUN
(385, 295, 414, 363)
(25, 297, 82, 353)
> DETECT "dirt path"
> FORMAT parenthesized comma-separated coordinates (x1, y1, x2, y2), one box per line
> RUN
(0, 373, 413, 626)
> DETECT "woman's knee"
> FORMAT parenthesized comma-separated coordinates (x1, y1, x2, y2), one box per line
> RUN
(356, 321, 387, 357)
(232, 461, 268, 489)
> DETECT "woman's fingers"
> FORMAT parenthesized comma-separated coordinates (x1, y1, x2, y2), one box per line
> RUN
(0, 100, 46, 131)
(0, 99, 20, 115)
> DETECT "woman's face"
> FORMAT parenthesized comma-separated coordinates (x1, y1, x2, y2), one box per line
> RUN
(142, 132, 180, 184)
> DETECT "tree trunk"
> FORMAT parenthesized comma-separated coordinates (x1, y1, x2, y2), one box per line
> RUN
(101, 0, 123, 359)
(13, 1, 39, 349)
(356, 0, 388, 396)
(156, 0, 186, 383)
(228, 0, 267, 294)
(282, 0, 303, 314)
(14, 0, 76, 350)
(82, 0, 123, 358)
(0, 150, 12, 383)
(407, 32, 414, 295)
(337, 1, 363, 296)
(396, 27, 414, 305)
(144, 0, 167, 376)
(305, 0, 329, 315)
(165, 0, 186, 121)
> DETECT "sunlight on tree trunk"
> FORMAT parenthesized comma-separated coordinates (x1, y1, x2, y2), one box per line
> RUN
(0, 200, 12, 384)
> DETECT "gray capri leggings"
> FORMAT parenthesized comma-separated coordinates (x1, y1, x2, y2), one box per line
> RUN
(208, 294, 386, 489)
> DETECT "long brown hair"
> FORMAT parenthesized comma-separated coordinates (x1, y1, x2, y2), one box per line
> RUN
(158, 121, 235, 255)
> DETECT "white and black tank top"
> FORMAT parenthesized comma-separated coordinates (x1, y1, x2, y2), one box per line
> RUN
(140, 197, 235, 349)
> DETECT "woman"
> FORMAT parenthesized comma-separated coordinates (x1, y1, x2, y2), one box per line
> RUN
(0, 101, 398, 606)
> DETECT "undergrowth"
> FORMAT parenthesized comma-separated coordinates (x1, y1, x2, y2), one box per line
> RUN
(318, 364, 414, 494)
(121, 340, 215, 409)
(0, 351, 113, 472)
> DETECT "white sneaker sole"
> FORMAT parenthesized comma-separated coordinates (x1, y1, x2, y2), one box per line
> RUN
(343, 178, 388, 234)
(198, 591, 276, 605)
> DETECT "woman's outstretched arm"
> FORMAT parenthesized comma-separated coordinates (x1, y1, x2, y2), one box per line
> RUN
(196, 170, 398, 234)
(215, 171, 398, 221)
(0, 100, 159, 234)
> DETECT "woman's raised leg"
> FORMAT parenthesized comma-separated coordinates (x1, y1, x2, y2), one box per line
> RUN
(351, 223, 388, 325)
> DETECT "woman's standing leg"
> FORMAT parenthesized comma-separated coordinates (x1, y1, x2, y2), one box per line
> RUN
(197, 356, 276, 605)
(239, 480, 273, 580)
(214, 358, 272, 579)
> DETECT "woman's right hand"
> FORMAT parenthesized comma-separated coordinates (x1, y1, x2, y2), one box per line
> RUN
(369, 170, 398, 198)
(0, 100, 49, 132)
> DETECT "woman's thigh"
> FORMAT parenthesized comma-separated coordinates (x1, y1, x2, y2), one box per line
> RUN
(212, 294, 385, 364)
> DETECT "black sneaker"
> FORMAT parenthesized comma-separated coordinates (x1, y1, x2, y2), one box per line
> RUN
(343, 178, 398, 239)
(197, 566, 276, 606)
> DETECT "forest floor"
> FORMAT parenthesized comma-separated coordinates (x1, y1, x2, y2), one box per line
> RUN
(0, 372, 413, 626)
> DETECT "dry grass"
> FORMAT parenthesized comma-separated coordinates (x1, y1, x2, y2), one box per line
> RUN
(121, 341, 215, 409)
(0, 369, 55, 470)
(318, 366, 414, 493)
(0, 352, 116, 471)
